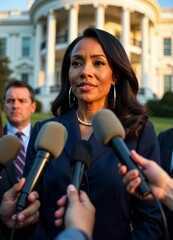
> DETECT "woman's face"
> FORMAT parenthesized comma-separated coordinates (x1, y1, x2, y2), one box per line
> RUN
(69, 37, 114, 108)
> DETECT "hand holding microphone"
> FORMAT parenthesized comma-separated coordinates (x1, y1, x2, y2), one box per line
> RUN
(56, 140, 92, 230)
(92, 109, 151, 197)
(16, 121, 68, 213)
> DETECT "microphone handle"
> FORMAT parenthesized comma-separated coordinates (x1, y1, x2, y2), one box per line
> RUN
(62, 161, 85, 228)
(71, 161, 85, 191)
(110, 137, 151, 197)
(17, 150, 51, 212)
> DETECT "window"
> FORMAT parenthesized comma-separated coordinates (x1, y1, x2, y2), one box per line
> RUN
(164, 75, 172, 92)
(0, 38, 6, 56)
(163, 38, 172, 56)
(21, 73, 29, 83)
(22, 37, 31, 57)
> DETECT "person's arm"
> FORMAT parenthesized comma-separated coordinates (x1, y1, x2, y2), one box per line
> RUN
(56, 228, 91, 240)
(119, 150, 173, 211)
(54, 184, 95, 240)
(126, 122, 162, 240)
(0, 178, 40, 228)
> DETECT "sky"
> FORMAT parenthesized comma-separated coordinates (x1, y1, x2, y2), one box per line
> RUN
(0, 0, 173, 11)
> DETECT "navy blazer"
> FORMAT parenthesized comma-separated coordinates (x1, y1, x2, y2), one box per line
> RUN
(158, 128, 173, 240)
(24, 108, 162, 240)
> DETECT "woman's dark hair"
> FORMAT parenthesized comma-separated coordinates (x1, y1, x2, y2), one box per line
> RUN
(51, 28, 148, 138)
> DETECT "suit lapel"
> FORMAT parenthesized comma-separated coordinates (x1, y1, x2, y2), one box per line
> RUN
(58, 109, 109, 163)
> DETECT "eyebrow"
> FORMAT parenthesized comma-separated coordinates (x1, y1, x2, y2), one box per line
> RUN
(6, 97, 30, 101)
(71, 54, 107, 58)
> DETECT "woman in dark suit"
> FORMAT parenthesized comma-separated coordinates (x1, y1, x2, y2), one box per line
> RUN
(24, 28, 162, 240)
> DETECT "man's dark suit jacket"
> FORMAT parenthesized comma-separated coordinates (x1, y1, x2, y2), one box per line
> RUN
(158, 128, 173, 240)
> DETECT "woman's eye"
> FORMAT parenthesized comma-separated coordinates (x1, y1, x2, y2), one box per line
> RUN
(95, 61, 105, 66)
(71, 60, 81, 67)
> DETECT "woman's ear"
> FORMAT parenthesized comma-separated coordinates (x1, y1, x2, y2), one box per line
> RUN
(113, 71, 119, 84)
(112, 76, 117, 85)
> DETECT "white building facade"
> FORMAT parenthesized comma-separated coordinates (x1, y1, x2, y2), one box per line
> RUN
(0, 0, 173, 112)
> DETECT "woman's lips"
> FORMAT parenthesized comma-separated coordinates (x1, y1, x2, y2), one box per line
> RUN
(78, 82, 97, 91)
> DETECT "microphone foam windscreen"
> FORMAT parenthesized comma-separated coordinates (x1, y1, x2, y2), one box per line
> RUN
(34, 122, 68, 158)
(71, 140, 92, 170)
(0, 135, 21, 166)
(92, 109, 125, 145)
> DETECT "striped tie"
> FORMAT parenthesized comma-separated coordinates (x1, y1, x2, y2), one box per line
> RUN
(15, 132, 26, 181)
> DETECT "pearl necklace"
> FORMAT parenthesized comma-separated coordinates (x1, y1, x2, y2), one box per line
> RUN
(76, 111, 92, 127)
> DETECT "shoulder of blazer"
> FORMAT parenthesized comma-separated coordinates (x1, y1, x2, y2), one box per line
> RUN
(158, 128, 173, 141)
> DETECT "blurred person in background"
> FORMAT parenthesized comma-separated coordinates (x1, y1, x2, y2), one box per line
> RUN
(0, 79, 36, 203)
(0, 101, 40, 240)
(158, 129, 173, 239)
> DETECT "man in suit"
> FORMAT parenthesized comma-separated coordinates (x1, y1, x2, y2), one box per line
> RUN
(0, 79, 36, 203)
(158, 128, 173, 240)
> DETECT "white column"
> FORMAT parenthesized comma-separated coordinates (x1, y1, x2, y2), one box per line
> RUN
(45, 11, 56, 93)
(33, 20, 42, 89)
(150, 26, 158, 96)
(94, 4, 106, 30)
(141, 15, 149, 90)
(8, 32, 17, 71)
(67, 4, 79, 43)
(121, 7, 130, 57)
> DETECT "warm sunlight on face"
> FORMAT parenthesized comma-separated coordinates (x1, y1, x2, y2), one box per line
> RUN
(69, 37, 114, 108)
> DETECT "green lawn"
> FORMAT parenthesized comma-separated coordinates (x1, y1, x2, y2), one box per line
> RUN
(150, 116, 173, 135)
(2, 112, 173, 135)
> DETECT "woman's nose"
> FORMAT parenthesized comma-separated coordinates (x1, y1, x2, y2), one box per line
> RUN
(80, 63, 92, 78)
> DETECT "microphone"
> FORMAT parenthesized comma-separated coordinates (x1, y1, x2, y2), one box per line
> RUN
(0, 135, 21, 172)
(92, 109, 151, 197)
(71, 140, 92, 191)
(16, 121, 68, 212)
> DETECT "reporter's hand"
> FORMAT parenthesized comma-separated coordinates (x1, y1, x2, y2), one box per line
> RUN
(118, 150, 172, 202)
(55, 184, 95, 238)
(0, 178, 40, 228)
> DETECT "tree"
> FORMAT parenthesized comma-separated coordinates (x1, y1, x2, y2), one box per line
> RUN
(146, 91, 173, 117)
(0, 56, 12, 103)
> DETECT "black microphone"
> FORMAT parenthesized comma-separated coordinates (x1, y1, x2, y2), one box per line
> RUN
(71, 140, 92, 191)
(0, 135, 21, 172)
(92, 109, 151, 197)
(16, 122, 68, 212)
